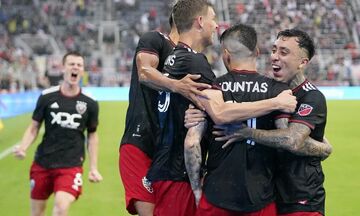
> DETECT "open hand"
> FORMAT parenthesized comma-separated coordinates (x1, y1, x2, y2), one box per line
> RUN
(176, 74, 211, 110)
(184, 104, 207, 128)
(213, 124, 249, 148)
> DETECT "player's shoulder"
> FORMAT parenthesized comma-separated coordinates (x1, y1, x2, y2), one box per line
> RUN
(140, 31, 166, 42)
(298, 80, 326, 103)
(269, 77, 289, 90)
(300, 80, 324, 95)
(41, 85, 60, 96)
(215, 73, 229, 82)
(80, 90, 97, 103)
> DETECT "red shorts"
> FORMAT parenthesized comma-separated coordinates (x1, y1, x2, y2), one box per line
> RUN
(278, 212, 322, 216)
(196, 194, 277, 216)
(152, 180, 196, 216)
(119, 144, 154, 215)
(30, 162, 83, 200)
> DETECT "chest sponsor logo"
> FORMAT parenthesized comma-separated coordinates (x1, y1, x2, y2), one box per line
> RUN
(297, 104, 313, 116)
(76, 101, 87, 115)
(51, 112, 82, 129)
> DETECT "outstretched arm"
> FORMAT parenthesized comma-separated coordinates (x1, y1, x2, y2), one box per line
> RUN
(137, 52, 211, 109)
(13, 120, 41, 160)
(199, 89, 296, 125)
(184, 120, 207, 206)
(87, 132, 103, 183)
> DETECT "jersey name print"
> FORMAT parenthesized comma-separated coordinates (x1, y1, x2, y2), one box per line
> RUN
(220, 80, 269, 93)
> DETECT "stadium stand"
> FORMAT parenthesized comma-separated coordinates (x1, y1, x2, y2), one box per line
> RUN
(1, 0, 360, 92)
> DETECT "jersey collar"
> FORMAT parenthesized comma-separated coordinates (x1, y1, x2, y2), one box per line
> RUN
(230, 69, 257, 74)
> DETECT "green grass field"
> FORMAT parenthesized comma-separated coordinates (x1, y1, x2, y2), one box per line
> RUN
(0, 100, 359, 215)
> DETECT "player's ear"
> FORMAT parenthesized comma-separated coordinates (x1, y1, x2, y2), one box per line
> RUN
(255, 46, 260, 57)
(299, 57, 309, 69)
(224, 49, 231, 64)
(196, 15, 204, 32)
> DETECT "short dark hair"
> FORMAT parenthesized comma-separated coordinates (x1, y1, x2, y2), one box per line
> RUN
(220, 23, 257, 52)
(62, 51, 84, 65)
(168, 12, 174, 28)
(172, 0, 213, 34)
(277, 29, 315, 60)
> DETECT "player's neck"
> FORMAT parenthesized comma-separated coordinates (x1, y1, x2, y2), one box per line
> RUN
(289, 72, 306, 89)
(231, 59, 256, 72)
(60, 82, 80, 97)
(179, 31, 205, 53)
(169, 29, 179, 44)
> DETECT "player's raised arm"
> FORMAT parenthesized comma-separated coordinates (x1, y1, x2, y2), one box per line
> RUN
(137, 52, 211, 109)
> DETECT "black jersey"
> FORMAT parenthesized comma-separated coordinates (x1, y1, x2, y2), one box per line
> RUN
(276, 80, 327, 215)
(121, 31, 176, 157)
(203, 70, 290, 212)
(147, 42, 215, 182)
(32, 86, 99, 169)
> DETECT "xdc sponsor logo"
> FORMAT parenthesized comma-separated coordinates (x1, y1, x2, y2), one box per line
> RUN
(51, 112, 82, 129)
(297, 104, 313, 116)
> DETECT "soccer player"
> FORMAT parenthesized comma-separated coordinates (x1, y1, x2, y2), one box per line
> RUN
(216, 29, 329, 216)
(119, 9, 211, 216)
(13, 51, 102, 216)
(186, 23, 293, 216)
(145, 0, 218, 215)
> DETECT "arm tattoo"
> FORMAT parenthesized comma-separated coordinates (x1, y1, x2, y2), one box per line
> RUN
(184, 121, 207, 193)
(250, 122, 311, 154)
(249, 119, 331, 158)
(302, 137, 332, 159)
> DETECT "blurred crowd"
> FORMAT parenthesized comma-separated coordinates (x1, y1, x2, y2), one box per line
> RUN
(1, 0, 360, 93)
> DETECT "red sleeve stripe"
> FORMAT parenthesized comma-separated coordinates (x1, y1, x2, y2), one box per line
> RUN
(275, 114, 291, 119)
(138, 50, 159, 58)
(288, 119, 315, 130)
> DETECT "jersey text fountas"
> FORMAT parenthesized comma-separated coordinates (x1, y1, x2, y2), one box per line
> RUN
(220, 81, 268, 93)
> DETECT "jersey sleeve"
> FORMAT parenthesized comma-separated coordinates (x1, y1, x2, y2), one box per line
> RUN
(87, 100, 99, 133)
(136, 31, 164, 57)
(189, 54, 215, 85)
(32, 94, 46, 122)
(289, 91, 327, 130)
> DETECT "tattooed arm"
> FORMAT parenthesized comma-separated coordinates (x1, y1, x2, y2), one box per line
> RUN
(184, 120, 207, 206)
(272, 118, 332, 159)
(217, 118, 332, 159)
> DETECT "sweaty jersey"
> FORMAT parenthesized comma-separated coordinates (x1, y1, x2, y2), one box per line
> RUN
(147, 42, 215, 182)
(276, 79, 327, 215)
(121, 31, 176, 157)
(32, 86, 99, 169)
(203, 70, 289, 212)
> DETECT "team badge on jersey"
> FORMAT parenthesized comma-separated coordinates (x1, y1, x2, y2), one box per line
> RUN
(76, 101, 87, 114)
(297, 104, 313, 116)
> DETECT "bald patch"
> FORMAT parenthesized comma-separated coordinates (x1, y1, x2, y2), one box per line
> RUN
(222, 39, 253, 58)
